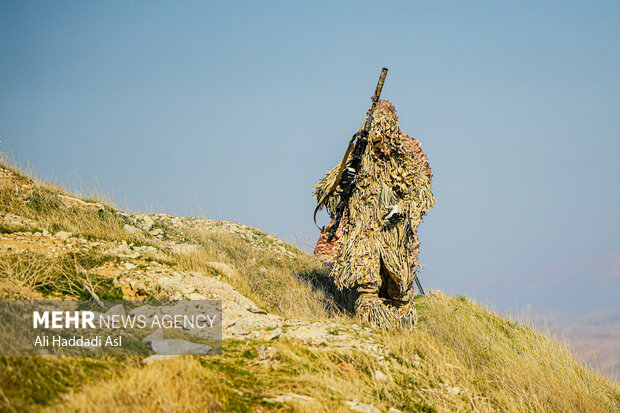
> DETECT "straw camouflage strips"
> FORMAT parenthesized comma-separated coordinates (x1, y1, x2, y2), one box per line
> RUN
(314, 95, 435, 329)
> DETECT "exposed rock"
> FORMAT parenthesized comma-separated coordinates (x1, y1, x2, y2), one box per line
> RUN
(258, 344, 278, 361)
(135, 214, 155, 231)
(266, 393, 317, 404)
(123, 224, 142, 236)
(171, 243, 201, 256)
(58, 195, 104, 211)
(105, 304, 126, 316)
(129, 269, 283, 338)
(149, 228, 163, 237)
(143, 328, 164, 343)
(55, 231, 72, 240)
(284, 322, 329, 345)
(0, 212, 40, 230)
(187, 292, 206, 300)
(147, 338, 212, 355)
(258, 328, 282, 341)
(105, 242, 134, 257)
(247, 306, 267, 315)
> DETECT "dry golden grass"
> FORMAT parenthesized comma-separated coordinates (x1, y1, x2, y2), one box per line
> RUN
(47, 357, 223, 413)
(0, 250, 124, 301)
(39, 293, 620, 413)
(1, 160, 619, 412)
(0, 251, 59, 296)
(380, 292, 620, 412)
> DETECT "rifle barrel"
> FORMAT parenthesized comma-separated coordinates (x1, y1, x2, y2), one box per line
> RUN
(363, 68, 388, 131)
(373, 68, 388, 103)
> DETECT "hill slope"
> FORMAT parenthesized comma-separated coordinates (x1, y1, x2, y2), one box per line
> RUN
(0, 163, 619, 413)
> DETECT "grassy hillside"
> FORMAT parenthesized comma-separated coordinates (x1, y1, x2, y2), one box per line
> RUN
(0, 162, 619, 412)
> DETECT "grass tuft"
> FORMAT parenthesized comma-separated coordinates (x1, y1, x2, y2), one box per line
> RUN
(0, 251, 123, 300)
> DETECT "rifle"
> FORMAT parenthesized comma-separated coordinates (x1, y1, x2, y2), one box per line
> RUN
(313, 68, 388, 241)
(415, 276, 425, 296)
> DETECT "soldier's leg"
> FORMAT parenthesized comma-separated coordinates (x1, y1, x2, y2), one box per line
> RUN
(393, 289, 416, 327)
(382, 277, 416, 327)
(355, 282, 400, 329)
(381, 257, 417, 327)
(355, 285, 416, 328)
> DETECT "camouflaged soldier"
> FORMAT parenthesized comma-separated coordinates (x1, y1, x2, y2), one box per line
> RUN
(314, 100, 435, 328)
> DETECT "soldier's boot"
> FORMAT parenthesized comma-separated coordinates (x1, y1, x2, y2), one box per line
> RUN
(355, 292, 400, 329)
(387, 285, 417, 328)
(394, 300, 416, 328)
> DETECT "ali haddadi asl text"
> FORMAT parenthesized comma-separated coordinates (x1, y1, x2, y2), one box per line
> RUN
(34, 335, 121, 348)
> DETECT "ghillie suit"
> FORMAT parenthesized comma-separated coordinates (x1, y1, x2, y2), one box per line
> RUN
(314, 100, 435, 328)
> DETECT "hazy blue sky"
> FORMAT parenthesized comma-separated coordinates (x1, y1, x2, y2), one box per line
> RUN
(2, 1, 618, 313)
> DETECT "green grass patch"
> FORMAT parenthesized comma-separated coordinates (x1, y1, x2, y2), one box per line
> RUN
(0, 355, 138, 412)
